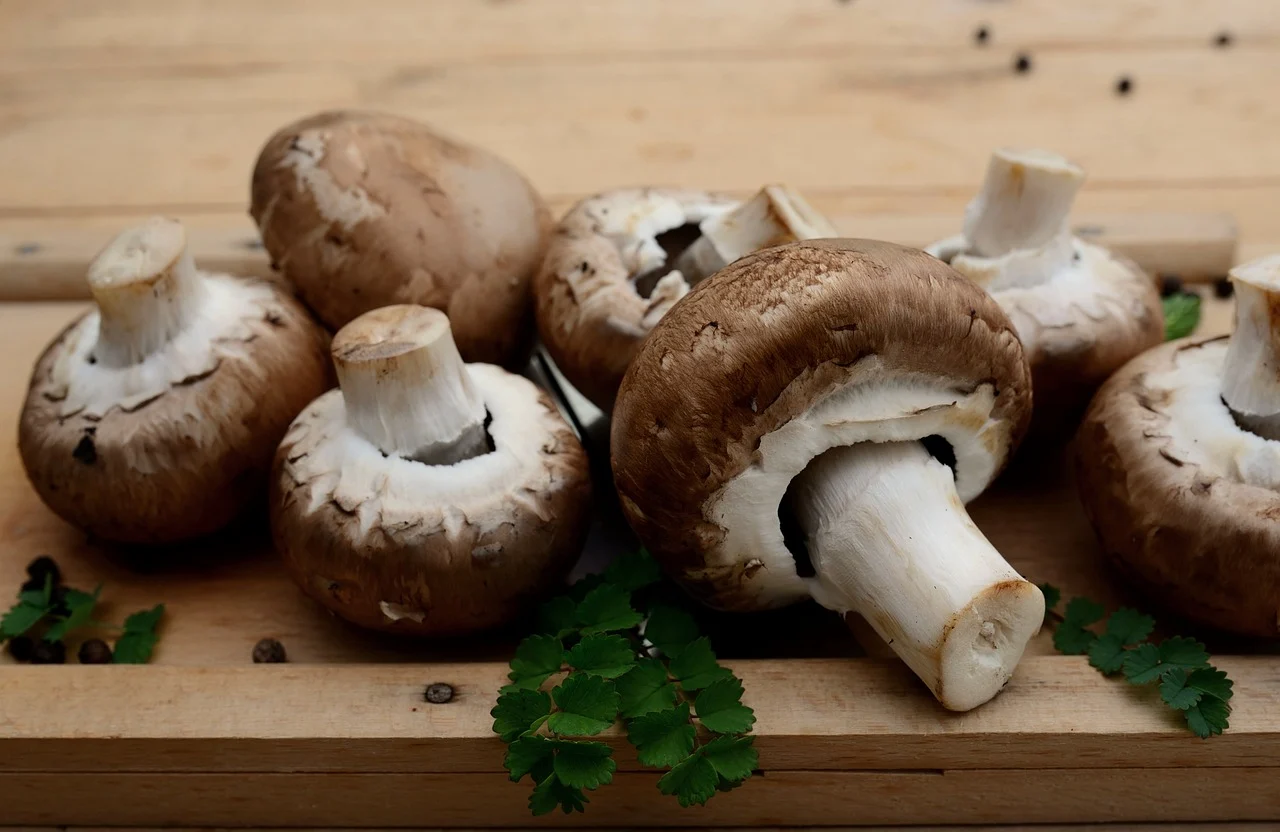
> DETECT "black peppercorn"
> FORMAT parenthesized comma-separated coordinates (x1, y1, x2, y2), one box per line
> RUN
(1213, 277, 1235, 298)
(1160, 275, 1184, 297)
(1215, 31, 1234, 48)
(6, 636, 34, 662)
(78, 638, 113, 664)
(31, 640, 66, 665)
(1014, 53, 1032, 74)
(425, 683, 455, 704)
(253, 638, 287, 663)
(48, 585, 71, 618)
(25, 555, 61, 587)
(1116, 76, 1133, 96)
(974, 26, 990, 46)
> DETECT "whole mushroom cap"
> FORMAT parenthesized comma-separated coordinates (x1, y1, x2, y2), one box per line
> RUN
(611, 239, 1033, 611)
(19, 218, 333, 544)
(251, 110, 552, 369)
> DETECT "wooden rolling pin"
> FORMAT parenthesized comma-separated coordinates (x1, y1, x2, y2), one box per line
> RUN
(0, 212, 1238, 301)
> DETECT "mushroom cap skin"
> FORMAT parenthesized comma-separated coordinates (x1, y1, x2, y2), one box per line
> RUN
(534, 188, 738, 410)
(611, 239, 1032, 611)
(1075, 334, 1280, 637)
(250, 110, 553, 369)
(19, 259, 333, 545)
(270, 329, 592, 636)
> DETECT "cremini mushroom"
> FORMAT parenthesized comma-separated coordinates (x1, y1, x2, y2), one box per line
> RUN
(271, 304, 592, 635)
(611, 239, 1044, 711)
(19, 217, 332, 544)
(928, 148, 1163, 433)
(251, 111, 552, 369)
(1075, 254, 1280, 637)
(535, 185, 837, 410)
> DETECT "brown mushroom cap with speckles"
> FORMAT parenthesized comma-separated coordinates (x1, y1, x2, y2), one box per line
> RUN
(1075, 334, 1280, 637)
(251, 110, 552, 369)
(611, 239, 1032, 611)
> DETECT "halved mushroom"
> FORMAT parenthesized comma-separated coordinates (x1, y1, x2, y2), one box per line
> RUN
(1075, 255, 1280, 637)
(271, 304, 592, 635)
(19, 217, 332, 544)
(535, 185, 837, 410)
(251, 111, 552, 369)
(928, 149, 1163, 434)
(611, 239, 1044, 711)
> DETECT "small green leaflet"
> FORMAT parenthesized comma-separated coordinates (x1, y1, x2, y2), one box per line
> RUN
(601, 548, 663, 594)
(112, 604, 166, 664)
(505, 735, 556, 782)
(548, 674, 620, 736)
(528, 773, 588, 816)
(537, 596, 579, 639)
(1087, 608, 1156, 675)
(668, 638, 733, 690)
(565, 634, 637, 679)
(507, 634, 564, 690)
(645, 605, 700, 656)
(702, 735, 758, 783)
(693, 677, 757, 734)
(505, 736, 616, 791)
(616, 658, 678, 719)
(1, 574, 53, 640)
(1123, 636, 1211, 685)
(492, 688, 553, 743)
(1160, 667, 1234, 712)
(575, 585, 644, 635)
(1163, 292, 1201, 341)
(1038, 582, 1061, 613)
(657, 749, 720, 808)
(44, 585, 102, 643)
(1185, 695, 1232, 739)
(627, 702, 696, 767)
(1053, 596, 1106, 655)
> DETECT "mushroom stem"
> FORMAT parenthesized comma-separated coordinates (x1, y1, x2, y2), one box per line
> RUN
(87, 217, 207, 367)
(1222, 255, 1280, 440)
(332, 305, 489, 464)
(672, 185, 838, 282)
(787, 440, 1044, 711)
(961, 148, 1085, 258)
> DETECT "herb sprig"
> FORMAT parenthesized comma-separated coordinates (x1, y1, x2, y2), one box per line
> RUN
(491, 549, 757, 816)
(1163, 291, 1201, 340)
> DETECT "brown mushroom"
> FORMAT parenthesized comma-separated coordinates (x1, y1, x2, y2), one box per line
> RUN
(535, 185, 836, 411)
(19, 217, 332, 544)
(612, 239, 1043, 711)
(928, 149, 1163, 434)
(271, 304, 591, 635)
(1075, 255, 1280, 637)
(251, 111, 552, 369)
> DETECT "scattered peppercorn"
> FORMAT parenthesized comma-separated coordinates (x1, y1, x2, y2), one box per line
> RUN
(425, 683, 455, 704)
(1215, 31, 1234, 48)
(1116, 76, 1133, 96)
(6, 636, 34, 662)
(31, 640, 67, 665)
(1214, 277, 1235, 298)
(974, 26, 990, 46)
(49, 585, 71, 618)
(253, 638, 287, 663)
(1160, 275, 1184, 297)
(26, 555, 61, 587)
(1014, 53, 1032, 74)
(78, 638, 113, 664)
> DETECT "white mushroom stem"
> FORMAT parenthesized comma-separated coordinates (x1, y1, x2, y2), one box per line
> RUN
(787, 441, 1044, 712)
(1223, 255, 1280, 440)
(332, 305, 489, 464)
(961, 148, 1085, 259)
(673, 185, 838, 282)
(86, 217, 208, 367)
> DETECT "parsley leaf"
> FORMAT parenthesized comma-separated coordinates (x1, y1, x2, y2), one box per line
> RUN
(492, 688, 553, 743)
(507, 634, 564, 690)
(575, 584, 644, 635)
(694, 676, 756, 734)
(44, 585, 101, 643)
(548, 674, 619, 736)
(1163, 292, 1201, 341)
(645, 605, 700, 656)
(529, 773, 588, 816)
(1087, 635, 1128, 675)
(627, 702, 696, 767)
(602, 548, 663, 594)
(112, 604, 166, 664)
(658, 749, 719, 808)
(505, 735, 556, 782)
(1160, 667, 1234, 712)
(1054, 596, 1106, 655)
(1123, 636, 1211, 685)
(702, 735, 758, 783)
(1185, 694, 1231, 739)
(2, 598, 50, 639)
(537, 596, 579, 639)
(1038, 582, 1061, 612)
(616, 658, 678, 719)
(565, 634, 637, 679)
(553, 740, 616, 790)
(1105, 608, 1156, 645)
(668, 637, 733, 691)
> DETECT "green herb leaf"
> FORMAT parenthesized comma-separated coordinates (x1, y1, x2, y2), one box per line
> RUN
(492, 688, 554, 743)
(1160, 667, 1234, 712)
(1, 599, 49, 639)
(44, 585, 101, 643)
(602, 548, 664, 594)
(616, 658, 678, 719)
(1104, 608, 1156, 645)
(575, 584, 644, 635)
(627, 702, 696, 768)
(1121, 642, 1163, 684)
(1123, 636, 1211, 685)
(1087, 634, 1128, 675)
(537, 596, 579, 638)
(1163, 292, 1201, 341)
(645, 605, 700, 656)
(553, 740, 616, 790)
(508, 634, 565, 689)
(505, 735, 556, 782)
(694, 676, 756, 734)
(1185, 694, 1231, 739)
(1038, 583, 1061, 612)
(668, 637, 733, 691)
(1157, 636, 1212, 672)
(657, 749, 719, 808)
(702, 735, 758, 783)
(1053, 622, 1097, 656)
(548, 674, 619, 736)
(1062, 596, 1106, 628)
(529, 773, 588, 816)
(566, 574, 608, 604)
(112, 604, 165, 664)
(565, 634, 637, 679)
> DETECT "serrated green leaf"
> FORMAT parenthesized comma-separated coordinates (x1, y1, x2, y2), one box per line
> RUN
(565, 634, 637, 679)
(1038, 583, 1061, 612)
(1, 601, 48, 639)
(1087, 634, 1128, 675)
(1123, 642, 1164, 684)
(528, 773, 588, 816)
(1062, 596, 1106, 628)
(1157, 636, 1211, 672)
(548, 674, 619, 736)
(567, 573, 608, 604)
(44, 586, 101, 643)
(669, 637, 733, 691)
(627, 702, 696, 768)
(616, 658, 678, 719)
(552, 740, 616, 790)
(1159, 669, 1204, 711)
(1187, 667, 1234, 702)
(1053, 623, 1097, 656)
(1123, 637, 1213, 685)
(113, 630, 159, 664)
(1163, 292, 1201, 341)
(537, 596, 579, 638)
(575, 584, 644, 635)
(658, 749, 719, 808)
(645, 605, 700, 656)
(702, 735, 758, 782)
(492, 688, 554, 742)
(1185, 695, 1231, 738)
(123, 604, 165, 634)
(508, 634, 564, 689)
(717, 774, 748, 793)
(505, 735, 556, 782)
(602, 548, 664, 593)
(694, 676, 756, 734)
(1104, 608, 1155, 645)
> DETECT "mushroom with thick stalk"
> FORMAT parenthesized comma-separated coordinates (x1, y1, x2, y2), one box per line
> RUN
(535, 185, 837, 411)
(928, 148, 1163, 435)
(1075, 254, 1280, 637)
(251, 111, 552, 369)
(271, 304, 592, 635)
(19, 217, 332, 544)
(611, 239, 1044, 711)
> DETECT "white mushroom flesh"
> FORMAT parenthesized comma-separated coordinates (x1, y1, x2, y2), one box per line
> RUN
(1223, 255, 1280, 440)
(960, 148, 1084, 258)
